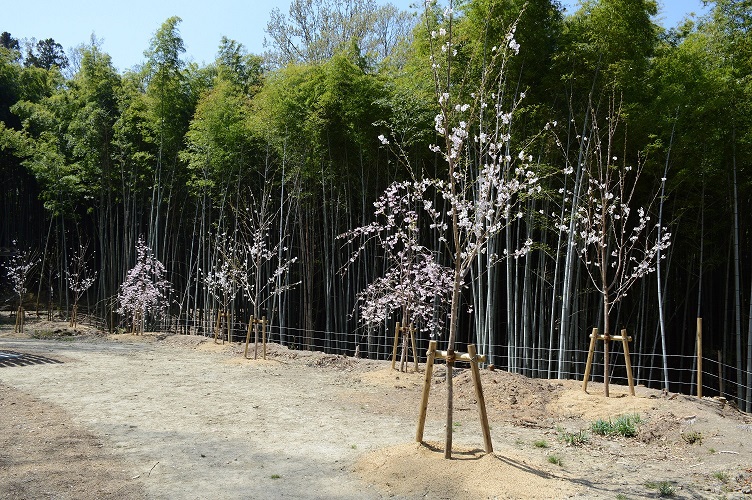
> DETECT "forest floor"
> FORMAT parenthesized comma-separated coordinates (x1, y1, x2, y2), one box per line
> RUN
(1, 316, 751, 499)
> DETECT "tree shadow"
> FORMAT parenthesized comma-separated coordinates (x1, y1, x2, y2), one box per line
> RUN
(419, 441, 487, 460)
(0, 350, 63, 368)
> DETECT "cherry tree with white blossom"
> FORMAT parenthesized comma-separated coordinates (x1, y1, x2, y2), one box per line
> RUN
(117, 237, 171, 335)
(553, 101, 671, 397)
(203, 231, 245, 341)
(341, 180, 454, 370)
(3, 247, 39, 334)
(66, 241, 97, 329)
(356, 1, 540, 457)
(238, 192, 298, 331)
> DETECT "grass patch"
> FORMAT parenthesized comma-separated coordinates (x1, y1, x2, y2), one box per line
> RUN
(712, 471, 729, 483)
(533, 439, 549, 449)
(645, 481, 675, 497)
(560, 429, 589, 446)
(681, 431, 703, 445)
(547, 454, 563, 466)
(590, 414, 641, 438)
(271, 474, 281, 479)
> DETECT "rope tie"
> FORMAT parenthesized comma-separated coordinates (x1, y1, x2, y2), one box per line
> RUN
(446, 349, 456, 366)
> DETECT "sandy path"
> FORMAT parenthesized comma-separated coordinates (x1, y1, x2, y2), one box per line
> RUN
(0, 337, 412, 499)
(5, 331, 750, 499)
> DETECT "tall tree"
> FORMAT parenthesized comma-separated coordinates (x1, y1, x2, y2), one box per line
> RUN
(264, 0, 414, 68)
(25, 38, 69, 70)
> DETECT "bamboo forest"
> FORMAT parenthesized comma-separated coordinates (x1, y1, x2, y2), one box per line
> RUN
(2, 0, 752, 413)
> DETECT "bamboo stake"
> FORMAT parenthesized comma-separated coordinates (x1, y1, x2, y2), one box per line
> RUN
(416, 340, 437, 443)
(718, 350, 724, 396)
(444, 348, 454, 459)
(582, 328, 598, 392)
(261, 315, 267, 360)
(410, 324, 418, 373)
(391, 322, 401, 370)
(254, 315, 259, 359)
(697, 318, 703, 398)
(468, 344, 493, 453)
(621, 329, 635, 396)
(244, 318, 253, 359)
(213, 310, 223, 344)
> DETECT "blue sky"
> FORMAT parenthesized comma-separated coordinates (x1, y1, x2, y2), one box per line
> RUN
(5, 0, 711, 73)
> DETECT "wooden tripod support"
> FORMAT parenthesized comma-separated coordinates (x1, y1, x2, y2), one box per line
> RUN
(582, 328, 635, 396)
(416, 341, 493, 455)
(391, 322, 418, 372)
(14, 306, 24, 334)
(213, 311, 228, 344)
(244, 315, 268, 360)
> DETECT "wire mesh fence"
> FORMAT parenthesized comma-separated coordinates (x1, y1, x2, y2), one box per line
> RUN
(74, 309, 752, 414)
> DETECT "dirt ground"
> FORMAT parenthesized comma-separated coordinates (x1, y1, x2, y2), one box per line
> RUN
(1, 317, 752, 499)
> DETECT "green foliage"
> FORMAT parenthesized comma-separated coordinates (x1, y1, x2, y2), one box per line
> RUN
(547, 454, 563, 466)
(533, 439, 549, 448)
(591, 414, 642, 438)
(645, 480, 675, 497)
(681, 431, 703, 445)
(559, 429, 589, 446)
(712, 471, 729, 483)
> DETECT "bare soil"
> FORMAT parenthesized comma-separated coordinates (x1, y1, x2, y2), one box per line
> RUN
(1, 317, 751, 499)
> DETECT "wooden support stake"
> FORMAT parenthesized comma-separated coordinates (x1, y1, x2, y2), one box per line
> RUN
(697, 318, 703, 398)
(416, 341, 493, 457)
(261, 316, 267, 360)
(244, 316, 268, 360)
(621, 329, 635, 396)
(244, 320, 253, 359)
(468, 344, 493, 454)
(582, 328, 598, 392)
(583, 327, 635, 396)
(391, 322, 401, 370)
(213, 310, 224, 344)
(416, 340, 437, 443)
(410, 326, 418, 373)
(391, 322, 418, 372)
(717, 350, 724, 396)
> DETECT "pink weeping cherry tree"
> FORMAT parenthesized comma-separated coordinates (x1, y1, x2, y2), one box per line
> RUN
(117, 237, 171, 335)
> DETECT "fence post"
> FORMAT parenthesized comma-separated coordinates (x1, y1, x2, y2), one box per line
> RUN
(697, 317, 702, 398)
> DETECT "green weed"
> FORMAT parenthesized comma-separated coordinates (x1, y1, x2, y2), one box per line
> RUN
(560, 429, 589, 446)
(681, 431, 703, 445)
(712, 471, 729, 483)
(645, 481, 674, 497)
(591, 414, 641, 438)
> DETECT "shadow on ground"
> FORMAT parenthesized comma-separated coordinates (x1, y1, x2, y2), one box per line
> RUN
(0, 350, 63, 368)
